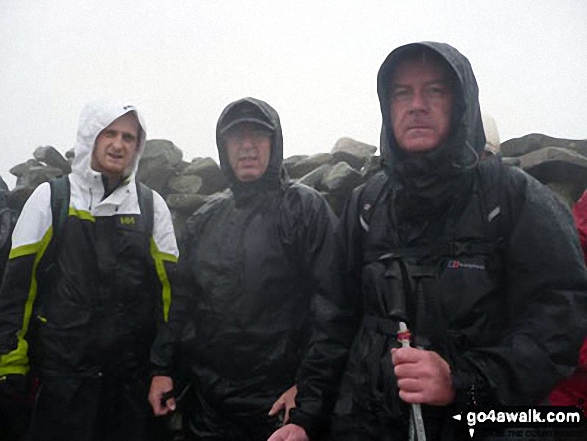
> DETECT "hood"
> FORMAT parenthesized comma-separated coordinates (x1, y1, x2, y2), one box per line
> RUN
(377, 41, 485, 182)
(216, 97, 284, 195)
(71, 99, 147, 185)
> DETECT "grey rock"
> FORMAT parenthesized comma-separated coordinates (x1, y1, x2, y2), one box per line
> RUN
(546, 182, 575, 210)
(166, 193, 211, 215)
(141, 139, 183, 166)
(519, 147, 587, 202)
(136, 139, 184, 195)
(502, 134, 587, 158)
(33, 146, 72, 174)
(10, 159, 42, 178)
(331, 137, 377, 159)
(136, 164, 177, 197)
(167, 175, 203, 195)
(283, 155, 308, 176)
(323, 161, 363, 194)
(182, 157, 228, 195)
(361, 155, 383, 181)
(16, 165, 64, 189)
(332, 151, 366, 170)
(287, 153, 333, 179)
(298, 164, 333, 190)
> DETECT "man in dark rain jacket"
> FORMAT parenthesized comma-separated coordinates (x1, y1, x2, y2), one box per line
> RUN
(0, 99, 179, 441)
(330, 42, 587, 440)
(149, 97, 354, 441)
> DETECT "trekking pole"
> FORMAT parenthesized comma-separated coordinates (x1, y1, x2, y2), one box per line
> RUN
(398, 322, 427, 441)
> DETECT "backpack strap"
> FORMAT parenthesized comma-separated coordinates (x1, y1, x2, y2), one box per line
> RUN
(475, 155, 505, 249)
(358, 171, 388, 232)
(49, 175, 71, 244)
(136, 181, 154, 236)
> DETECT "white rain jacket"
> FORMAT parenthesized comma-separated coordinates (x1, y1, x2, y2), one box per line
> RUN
(0, 99, 178, 378)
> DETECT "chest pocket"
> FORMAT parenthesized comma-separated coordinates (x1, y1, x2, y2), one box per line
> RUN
(115, 214, 151, 271)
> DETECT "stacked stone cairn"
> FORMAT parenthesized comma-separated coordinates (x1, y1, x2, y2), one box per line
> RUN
(2, 134, 587, 242)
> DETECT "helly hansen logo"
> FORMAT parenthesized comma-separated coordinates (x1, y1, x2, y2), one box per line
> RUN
(120, 215, 137, 225)
(447, 260, 485, 270)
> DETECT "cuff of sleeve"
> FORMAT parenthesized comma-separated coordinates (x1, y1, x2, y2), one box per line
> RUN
(452, 364, 494, 411)
(288, 408, 327, 440)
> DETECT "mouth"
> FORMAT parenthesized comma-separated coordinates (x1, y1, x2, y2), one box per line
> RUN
(238, 156, 258, 162)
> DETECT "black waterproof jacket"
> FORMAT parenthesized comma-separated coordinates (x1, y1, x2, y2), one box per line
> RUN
(153, 98, 355, 439)
(331, 42, 587, 440)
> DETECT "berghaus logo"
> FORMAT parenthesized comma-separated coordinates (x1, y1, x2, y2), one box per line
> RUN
(447, 260, 485, 270)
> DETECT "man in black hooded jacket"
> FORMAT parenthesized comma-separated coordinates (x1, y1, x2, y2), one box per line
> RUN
(149, 97, 355, 441)
(330, 42, 587, 440)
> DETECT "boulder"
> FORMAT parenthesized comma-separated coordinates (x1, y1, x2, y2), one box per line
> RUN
(287, 153, 333, 179)
(182, 157, 228, 195)
(517, 147, 587, 201)
(166, 193, 211, 215)
(283, 155, 308, 177)
(331, 137, 377, 160)
(33, 146, 71, 174)
(167, 175, 203, 195)
(502, 134, 587, 158)
(136, 139, 184, 195)
(298, 164, 332, 190)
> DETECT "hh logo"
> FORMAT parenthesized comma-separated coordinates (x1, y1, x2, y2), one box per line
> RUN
(447, 260, 485, 271)
(120, 216, 137, 225)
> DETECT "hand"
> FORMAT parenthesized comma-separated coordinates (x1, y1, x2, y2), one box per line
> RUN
(148, 375, 176, 416)
(267, 423, 309, 441)
(391, 346, 455, 405)
(268, 384, 298, 424)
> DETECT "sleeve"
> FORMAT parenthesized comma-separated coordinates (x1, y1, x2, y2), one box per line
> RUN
(286, 188, 359, 439)
(150, 192, 179, 323)
(0, 183, 53, 376)
(149, 191, 180, 376)
(452, 169, 587, 407)
(150, 195, 226, 379)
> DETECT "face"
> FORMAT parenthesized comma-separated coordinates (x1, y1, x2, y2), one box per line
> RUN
(224, 123, 272, 182)
(91, 112, 140, 182)
(389, 56, 454, 153)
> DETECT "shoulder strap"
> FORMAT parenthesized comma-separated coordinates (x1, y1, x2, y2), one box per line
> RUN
(358, 171, 388, 232)
(49, 175, 71, 244)
(476, 155, 505, 246)
(136, 181, 154, 236)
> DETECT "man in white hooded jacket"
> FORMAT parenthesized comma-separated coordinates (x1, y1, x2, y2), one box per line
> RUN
(0, 99, 179, 441)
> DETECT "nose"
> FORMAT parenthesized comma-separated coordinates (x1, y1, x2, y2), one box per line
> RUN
(111, 134, 124, 149)
(409, 89, 429, 112)
(240, 133, 256, 151)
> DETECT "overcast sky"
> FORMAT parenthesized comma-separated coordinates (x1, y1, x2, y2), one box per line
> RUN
(1, 0, 586, 188)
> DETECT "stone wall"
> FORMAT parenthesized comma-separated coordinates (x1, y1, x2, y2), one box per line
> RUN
(3, 134, 587, 240)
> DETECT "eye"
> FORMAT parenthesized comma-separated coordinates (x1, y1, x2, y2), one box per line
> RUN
(122, 133, 136, 143)
(424, 83, 449, 98)
(391, 87, 412, 101)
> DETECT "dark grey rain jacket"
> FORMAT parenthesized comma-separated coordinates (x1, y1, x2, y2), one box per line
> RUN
(153, 98, 355, 440)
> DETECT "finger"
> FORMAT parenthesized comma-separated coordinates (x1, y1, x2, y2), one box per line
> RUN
(165, 397, 177, 412)
(268, 399, 285, 416)
(391, 346, 421, 365)
(397, 378, 424, 393)
(149, 395, 165, 415)
(398, 389, 424, 404)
